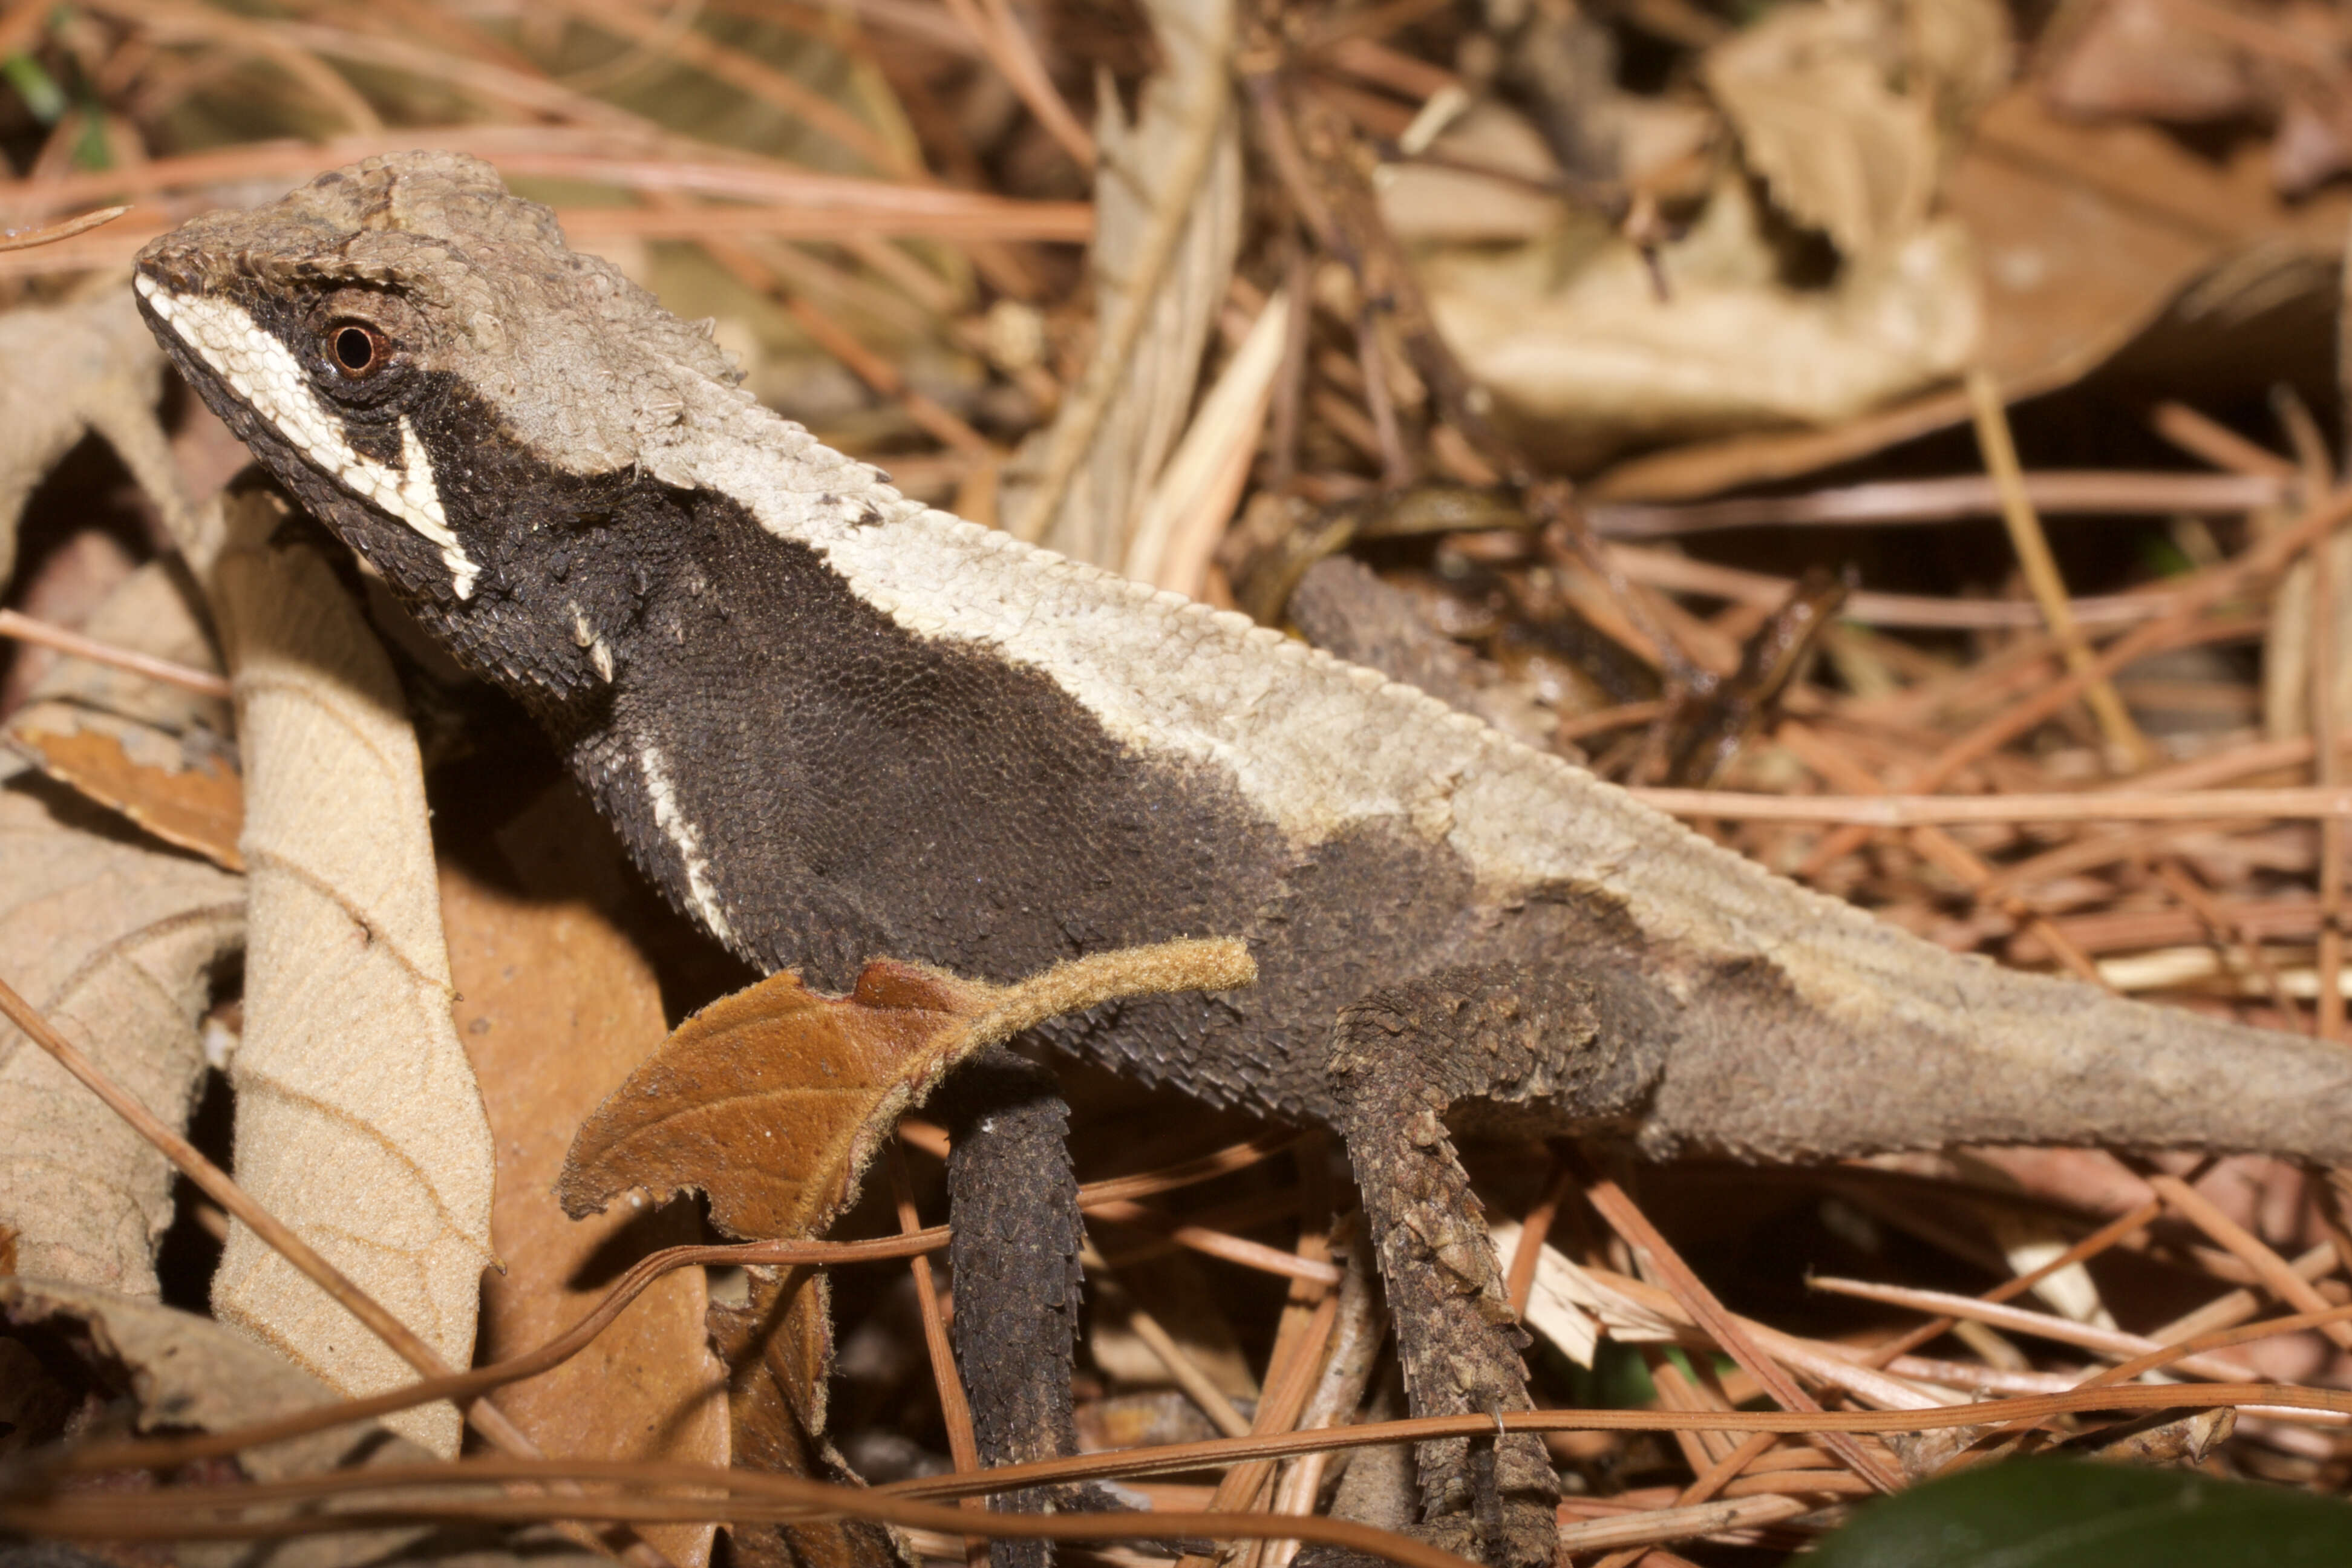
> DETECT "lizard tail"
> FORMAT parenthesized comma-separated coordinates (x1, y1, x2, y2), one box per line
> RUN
(1630, 935, 2352, 1166)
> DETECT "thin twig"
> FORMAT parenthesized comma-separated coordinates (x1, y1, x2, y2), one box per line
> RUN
(1797, 483, 2352, 874)
(2149, 401, 2298, 480)
(2158, 859, 2306, 1027)
(1635, 783, 2352, 825)
(0, 607, 232, 697)
(1581, 1172, 1904, 1492)
(886, 1138, 987, 1566)
(1588, 470, 2285, 538)
(2148, 1172, 2352, 1354)
(0, 203, 131, 252)
(1967, 368, 2149, 768)
(937, 0, 1096, 169)
(62, 1234, 952, 1478)
(1855, 1199, 2164, 1371)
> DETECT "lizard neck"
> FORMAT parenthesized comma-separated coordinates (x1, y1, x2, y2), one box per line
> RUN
(403, 432, 1289, 991)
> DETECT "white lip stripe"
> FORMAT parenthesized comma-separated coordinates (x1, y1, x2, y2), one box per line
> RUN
(136, 273, 480, 599)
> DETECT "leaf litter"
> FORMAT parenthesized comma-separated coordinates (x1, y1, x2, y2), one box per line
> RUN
(21, 1, 2352, 1565)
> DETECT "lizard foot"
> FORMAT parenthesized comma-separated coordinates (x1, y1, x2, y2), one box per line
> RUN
(1323, 967, 1617, 1568)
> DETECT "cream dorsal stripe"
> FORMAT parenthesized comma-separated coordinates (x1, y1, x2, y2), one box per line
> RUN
(132, 273, 480, 598)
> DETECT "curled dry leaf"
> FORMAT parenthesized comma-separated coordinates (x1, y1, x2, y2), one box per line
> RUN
(0, 1276, 433, 1483)
(207, 490, 494, 1459)
(0, 290, 201, 587)
(1704, 2, 1936, 260)
(0, 755, 242, 1298)
(441, 782, 728, 1568)
(1590, 88, 2345, 501)
(7, 558, 241, 871)
(559, 937, 1255, 1241)
(707, 1266, 898, 1568)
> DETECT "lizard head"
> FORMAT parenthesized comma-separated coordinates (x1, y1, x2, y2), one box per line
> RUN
(133, 150, 753, 612)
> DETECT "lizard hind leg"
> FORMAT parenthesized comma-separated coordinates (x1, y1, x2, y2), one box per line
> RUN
(1314, 963, 1661, 1568)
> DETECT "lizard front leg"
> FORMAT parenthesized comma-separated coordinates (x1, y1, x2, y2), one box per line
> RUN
(1321, 964, 1665, 1568)
(938, 1046, 1094, 1568)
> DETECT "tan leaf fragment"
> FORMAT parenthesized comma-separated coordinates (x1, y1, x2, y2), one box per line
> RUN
(2039, 0, 2259, 125)
(558, 938, 1255, 1243)
(442, 782, 728, 1568)
(11, 727, 242, 872)
(0, 756, 243, 1298)
(207, 490, 494, 1459)
(1702, 0, 1949, 259)
(564, 936, 1248, 1568)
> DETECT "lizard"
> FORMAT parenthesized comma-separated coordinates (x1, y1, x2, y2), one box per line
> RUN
(134, 151, 2352, 1567)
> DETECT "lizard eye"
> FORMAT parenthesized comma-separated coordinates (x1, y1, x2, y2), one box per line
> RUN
(325, 322, 388, 379)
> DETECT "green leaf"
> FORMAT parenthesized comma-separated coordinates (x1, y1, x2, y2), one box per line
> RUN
(1811, 1459, 2352, 1567)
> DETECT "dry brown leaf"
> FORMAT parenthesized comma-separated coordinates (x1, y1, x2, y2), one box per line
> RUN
(1005, 0, 1242, 566)
(207, 489, 493, 1459)
(560, 938, 1251, 1241)
(563, 936, 1244, 1568)
(442, 782, 727, 1568)
(0, 289, 200, 587)
(11, 727, 241, 871)
(0, 756, 242, 1298)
